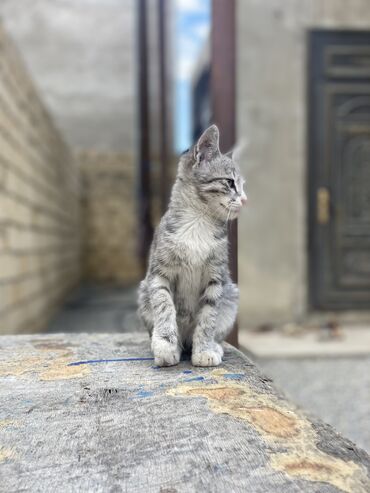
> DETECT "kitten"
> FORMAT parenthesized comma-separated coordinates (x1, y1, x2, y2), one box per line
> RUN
(138, 125, 247, 367)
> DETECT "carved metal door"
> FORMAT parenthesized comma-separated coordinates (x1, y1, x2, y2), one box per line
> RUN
(308, 30, 370, 309)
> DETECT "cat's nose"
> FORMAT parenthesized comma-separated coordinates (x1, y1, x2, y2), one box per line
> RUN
(241, 195, 248, 206)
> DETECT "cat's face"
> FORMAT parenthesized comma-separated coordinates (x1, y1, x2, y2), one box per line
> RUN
(190, 125, 247, 221)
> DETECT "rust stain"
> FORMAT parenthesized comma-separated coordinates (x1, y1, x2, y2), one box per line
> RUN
(168, 369, 370, 493)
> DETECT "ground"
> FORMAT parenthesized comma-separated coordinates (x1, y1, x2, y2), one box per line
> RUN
(47, 284, 140, 334)
(255, 355, 370, 453)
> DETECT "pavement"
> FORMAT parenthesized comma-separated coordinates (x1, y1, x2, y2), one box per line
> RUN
(47, 283, 141, 334)
(47, 284, 370, 453)
(239, 326, 370, 453)
(239, 325, 370, 357)
(252, 354, 370, 454)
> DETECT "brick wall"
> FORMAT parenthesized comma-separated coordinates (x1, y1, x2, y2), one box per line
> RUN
(79, 151, 141, 284)
(0, 23, 82, 334)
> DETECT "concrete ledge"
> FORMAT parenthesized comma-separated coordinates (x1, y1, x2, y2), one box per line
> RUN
(0, 333, 369, 492)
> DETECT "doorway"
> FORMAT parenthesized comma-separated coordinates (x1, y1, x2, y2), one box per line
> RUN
(308, 30, 370, 310)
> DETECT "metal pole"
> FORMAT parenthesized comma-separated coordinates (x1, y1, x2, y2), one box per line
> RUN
(137, 0, 153, 273)
(158, 0, 170, 213)
(211, 0, 238, 346)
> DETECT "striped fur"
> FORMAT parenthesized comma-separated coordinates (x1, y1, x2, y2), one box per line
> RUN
(138, 125, 246, 366)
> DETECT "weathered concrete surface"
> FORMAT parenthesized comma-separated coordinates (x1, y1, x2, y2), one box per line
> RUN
(0, 333, 369, 492)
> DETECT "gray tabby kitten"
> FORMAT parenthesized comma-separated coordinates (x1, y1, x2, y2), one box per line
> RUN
(138, 125, 247, 367)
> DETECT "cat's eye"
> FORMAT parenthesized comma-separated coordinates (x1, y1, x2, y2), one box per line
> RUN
(226, 179, 235, 189)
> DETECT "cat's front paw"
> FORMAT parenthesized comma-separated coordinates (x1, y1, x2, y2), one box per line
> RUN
(152, 337, 180, 367)
(192, 349, 222, 367)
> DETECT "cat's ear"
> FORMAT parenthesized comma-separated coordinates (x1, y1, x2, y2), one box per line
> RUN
(193, 124, 220, 166)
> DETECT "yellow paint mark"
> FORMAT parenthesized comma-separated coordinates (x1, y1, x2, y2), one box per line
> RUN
(0, 447, 16, 462)
(0, 420, 20, 429)
(239, 406, 299, 438)
(168, 369, 370, 493)
(0, 346, 89, 381)
(186, 386, 244, 401)
(271, 453, 368, 493)
(0, 357, 45, 377)
(169, 378, 303, 441)
(39, 356, 89, 381)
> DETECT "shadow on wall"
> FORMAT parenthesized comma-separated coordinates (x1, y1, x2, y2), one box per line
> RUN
(78, 151, 141, 285)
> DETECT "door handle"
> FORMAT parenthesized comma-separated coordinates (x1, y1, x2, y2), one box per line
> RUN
(317, 187, 330, 224)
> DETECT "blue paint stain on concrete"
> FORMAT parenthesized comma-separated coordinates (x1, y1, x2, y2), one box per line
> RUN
(136, 390, 154, 398)
(182, 370, 192, 374)
(184, 376, 205, 382)
(223, 373, 245, 380)
(67, 357, 155, 366)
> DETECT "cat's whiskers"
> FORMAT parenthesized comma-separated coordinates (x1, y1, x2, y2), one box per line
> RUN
(214, 202, 232, 226)
(226, 205, 232, 224)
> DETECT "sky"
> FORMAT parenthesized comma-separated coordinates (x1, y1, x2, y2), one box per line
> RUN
(174, 0, 210, 153)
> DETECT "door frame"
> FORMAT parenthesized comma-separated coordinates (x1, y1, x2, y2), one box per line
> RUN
(307, 29, 321, 310)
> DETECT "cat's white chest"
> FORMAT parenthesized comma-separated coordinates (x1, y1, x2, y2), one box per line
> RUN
(174, 215, 215, 263)
(176, 265, 202, 314)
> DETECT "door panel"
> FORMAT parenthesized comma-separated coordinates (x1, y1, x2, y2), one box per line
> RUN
(309, 30, 370, 309)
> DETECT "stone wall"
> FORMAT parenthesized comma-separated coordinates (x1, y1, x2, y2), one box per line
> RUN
(0, 23, 82, 334)
(237, 0, 370, 326)
(79, 151, 141, 284)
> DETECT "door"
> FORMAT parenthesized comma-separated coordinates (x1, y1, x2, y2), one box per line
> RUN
(308, 30, 370, 309)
